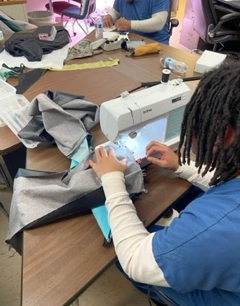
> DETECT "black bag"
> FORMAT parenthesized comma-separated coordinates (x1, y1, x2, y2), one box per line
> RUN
(4, 26, 70, 61)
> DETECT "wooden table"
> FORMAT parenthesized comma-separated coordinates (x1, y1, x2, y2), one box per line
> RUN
(0, 32, 200, 305)
(22, 166, 190, 306)
(0, 32, 200, 184)
(0, 57, 141, 183)
(69, 31, 201, 83)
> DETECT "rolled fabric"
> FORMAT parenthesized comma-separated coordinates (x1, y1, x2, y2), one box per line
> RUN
(133, 42, 162, 56)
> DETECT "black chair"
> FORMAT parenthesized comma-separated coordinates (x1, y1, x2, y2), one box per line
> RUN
(169, 0, 179, 36)
(61, 0, 96, 36)
(191, 0, 240, 53)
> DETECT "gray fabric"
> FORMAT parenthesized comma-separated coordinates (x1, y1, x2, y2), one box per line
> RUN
(6, 143, 144, 253)
(65, 39, 104, 61)
(18, 91, 99, 156)
(101, 38, 125, 51)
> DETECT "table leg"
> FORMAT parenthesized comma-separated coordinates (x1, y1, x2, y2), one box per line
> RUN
(0, 146, 26, 188)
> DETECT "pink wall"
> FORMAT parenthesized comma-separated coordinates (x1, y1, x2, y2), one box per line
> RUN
(25, 0, 114, 13)
(25, 0, 46, 12)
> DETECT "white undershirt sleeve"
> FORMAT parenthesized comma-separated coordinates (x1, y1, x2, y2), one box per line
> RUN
(109, 9, 168, 33)
(131, 11, 169, 33)
(101, 171, 170, 286)
(175, 162, 214, 191)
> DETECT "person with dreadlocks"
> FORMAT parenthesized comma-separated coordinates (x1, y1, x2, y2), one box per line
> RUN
(89, 63, 240, 306)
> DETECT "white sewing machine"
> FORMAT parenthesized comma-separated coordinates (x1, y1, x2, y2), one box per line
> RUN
(100, 81, 193, 167)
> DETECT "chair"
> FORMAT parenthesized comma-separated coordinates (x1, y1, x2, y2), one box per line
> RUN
(169, 0, 179, 36)
(45, 0, 81, 16)
(61, 0, 96, 36)
(191, 0, 240, 53)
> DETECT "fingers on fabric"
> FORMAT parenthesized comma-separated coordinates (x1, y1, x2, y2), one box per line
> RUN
(146, 141, 165, 157)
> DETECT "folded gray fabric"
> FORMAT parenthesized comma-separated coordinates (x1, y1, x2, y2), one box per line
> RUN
(101, 38, 125, 51)
(18, 90, 99, 156)
(6, 143, 144, 254)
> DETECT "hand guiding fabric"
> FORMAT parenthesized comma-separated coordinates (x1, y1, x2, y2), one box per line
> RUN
(89, 146, 128, 178)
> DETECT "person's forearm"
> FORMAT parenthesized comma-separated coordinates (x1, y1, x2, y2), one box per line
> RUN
(131, 11, 168, 33)
(101, 172, 169, 286)
(108, 7, 121, 23)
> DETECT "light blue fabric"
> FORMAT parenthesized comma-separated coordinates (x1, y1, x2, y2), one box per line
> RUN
(70, 142, 110, 242)
(69, 137, 93, 166)
(113, 0, 170, 44)
(92, 205, 111, 242)
(92, 193, 136, 243)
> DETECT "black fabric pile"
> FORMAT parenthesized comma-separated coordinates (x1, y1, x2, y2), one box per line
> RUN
(4, 26, 70, 61)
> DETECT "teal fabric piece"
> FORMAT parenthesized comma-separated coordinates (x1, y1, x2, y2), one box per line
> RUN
(0, 67, 18, 81)
(70, 142, 111, 242)
(68, 137, 93, 166)
(0, 16, 22, 32)
(92, 205, 111, 242)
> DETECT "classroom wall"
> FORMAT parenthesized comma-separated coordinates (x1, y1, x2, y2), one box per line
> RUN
(25, 0, 114, 13)
(25, 0, 45, 12)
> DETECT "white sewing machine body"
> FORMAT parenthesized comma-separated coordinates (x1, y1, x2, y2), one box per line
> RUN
(100, 81, 193, 167)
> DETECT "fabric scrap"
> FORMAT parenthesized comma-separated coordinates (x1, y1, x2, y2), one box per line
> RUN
(18, 90, 99, 157)
(50, 57, 120, 71)
(127, 42, 163, 57)
(0, 66, 18, 81)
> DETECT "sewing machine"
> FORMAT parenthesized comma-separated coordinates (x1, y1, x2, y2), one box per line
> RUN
(100, 81, 193, 166)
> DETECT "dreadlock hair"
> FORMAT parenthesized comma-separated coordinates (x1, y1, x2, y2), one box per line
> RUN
(178, 62, 240, 186)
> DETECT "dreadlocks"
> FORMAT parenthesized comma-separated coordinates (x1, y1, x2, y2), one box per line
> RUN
(179, 63, 240, 186)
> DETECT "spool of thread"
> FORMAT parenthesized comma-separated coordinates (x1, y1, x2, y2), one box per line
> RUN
(161, 69, 171, 83)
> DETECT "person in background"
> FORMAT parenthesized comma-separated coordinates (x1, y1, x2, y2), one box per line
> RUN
(89, 63, 240, 306)
(103, 0, 170, 45)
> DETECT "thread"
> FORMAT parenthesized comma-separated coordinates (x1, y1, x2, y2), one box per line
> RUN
(161, 69, 171, 83)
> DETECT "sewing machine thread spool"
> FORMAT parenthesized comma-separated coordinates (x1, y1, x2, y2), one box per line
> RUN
(161, 69, 171, 83)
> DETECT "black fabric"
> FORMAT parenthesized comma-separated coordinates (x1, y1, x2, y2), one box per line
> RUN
(15, 68, 47, 94)
(4, 26, 70, 61)
(18, 114, 54, 143)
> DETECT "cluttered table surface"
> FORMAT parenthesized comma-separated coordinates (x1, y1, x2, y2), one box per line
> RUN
(0, 29, 201, 305)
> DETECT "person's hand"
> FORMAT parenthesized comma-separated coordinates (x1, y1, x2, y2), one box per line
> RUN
(89, 146, 128, 178)
(103, 14, 114, 28)
(146, 141, 179, 171)
(115, 18, 131, 31)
